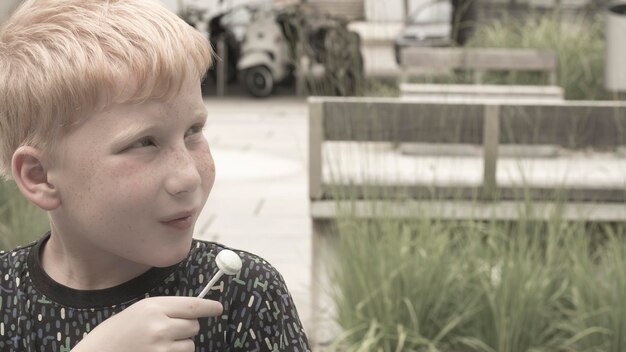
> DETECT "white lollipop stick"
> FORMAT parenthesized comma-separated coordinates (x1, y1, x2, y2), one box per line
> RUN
(197, 249, 243, 298)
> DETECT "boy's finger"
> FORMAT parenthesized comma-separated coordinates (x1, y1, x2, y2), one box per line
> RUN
(156, 296, 223, 319)
(169, 339, 196, 352)
(167, 318, 200, 340)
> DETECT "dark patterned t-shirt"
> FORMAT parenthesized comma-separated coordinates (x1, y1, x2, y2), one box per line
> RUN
(0, 233, 311, 351)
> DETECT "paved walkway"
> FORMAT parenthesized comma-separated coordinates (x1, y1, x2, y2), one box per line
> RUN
(193, 96, 313, 331)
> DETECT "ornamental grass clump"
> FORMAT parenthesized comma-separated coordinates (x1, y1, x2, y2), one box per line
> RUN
(330, 215, 482, 351)
(560, 224, 626, 351)
(455, 219, 576, 352)
(467, 13, 608, 100)
(328, 198, 626, 351)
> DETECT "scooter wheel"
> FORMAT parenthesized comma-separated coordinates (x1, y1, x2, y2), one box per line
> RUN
(243, 66, 274, 98)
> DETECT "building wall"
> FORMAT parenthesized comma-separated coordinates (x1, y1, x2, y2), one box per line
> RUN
(364, 0, 405, 21)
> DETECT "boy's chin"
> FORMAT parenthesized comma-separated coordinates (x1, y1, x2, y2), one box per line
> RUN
(149, 239, 193, 267)
(150, 252, 188, 268)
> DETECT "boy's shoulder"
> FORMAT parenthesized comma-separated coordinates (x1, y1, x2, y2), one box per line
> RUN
(187, 238, 283, 280)
(0, 240, 38, 302)
(0, 239, 37, 273)
(185, 239, 296, 301)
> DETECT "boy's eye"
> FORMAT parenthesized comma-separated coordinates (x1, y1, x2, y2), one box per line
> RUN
(128, 137, 156, 149)
(185, 123, 205, 138)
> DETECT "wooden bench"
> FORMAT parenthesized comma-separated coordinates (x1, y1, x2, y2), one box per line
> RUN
(399, 47, 559, 85)
(400, 83, 564, 103)
(310, 97, 626, 219)
(306, 0, 364, 21)
(308, 96, 626, 346)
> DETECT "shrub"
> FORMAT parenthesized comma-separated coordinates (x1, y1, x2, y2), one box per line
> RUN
(0, 180, 48, 250)
(466, 13, 610, 100)
(328, 201, 626, 351)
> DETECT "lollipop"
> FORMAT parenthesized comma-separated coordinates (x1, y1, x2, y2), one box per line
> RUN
(197, 249, 242, 298)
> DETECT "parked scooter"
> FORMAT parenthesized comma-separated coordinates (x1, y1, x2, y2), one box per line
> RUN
(179, 1, 362, 98)
(236, 5, 293, 97)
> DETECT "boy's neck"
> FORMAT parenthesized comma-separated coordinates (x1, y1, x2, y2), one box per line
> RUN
(40, 232, 153, 291)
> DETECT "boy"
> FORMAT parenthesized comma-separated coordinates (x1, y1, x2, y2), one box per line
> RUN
(0, 0, 311, 351)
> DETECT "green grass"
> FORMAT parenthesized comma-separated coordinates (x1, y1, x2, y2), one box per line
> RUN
(0, 180, 49, 250)
(328, 200, 626, 351)
(330, 217, 482, 351)
(560, 225, 626, 351)
(321, 134, 626, 351)
(363, 78, 401, 97)
(466, 12, 609, 100)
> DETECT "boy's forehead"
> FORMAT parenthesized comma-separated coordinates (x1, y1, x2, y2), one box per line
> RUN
(94, 76, 207, 118)
(99, 92, 208, 125)
(60, 95, 206, 142)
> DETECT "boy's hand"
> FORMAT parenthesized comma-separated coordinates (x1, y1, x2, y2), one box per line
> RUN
(71, 296, 223, 352)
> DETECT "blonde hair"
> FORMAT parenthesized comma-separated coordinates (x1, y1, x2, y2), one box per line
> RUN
(0, 0, 213, 179)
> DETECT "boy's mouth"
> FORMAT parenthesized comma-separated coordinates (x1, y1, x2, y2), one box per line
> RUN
(160, 211, 195, 230)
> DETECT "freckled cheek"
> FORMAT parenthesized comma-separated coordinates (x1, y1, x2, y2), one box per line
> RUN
(196, 152, 216, 193)
(96, 160, 155, 199)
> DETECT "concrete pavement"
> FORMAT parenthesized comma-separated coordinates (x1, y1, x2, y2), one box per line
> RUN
(193, 96, 314, 332)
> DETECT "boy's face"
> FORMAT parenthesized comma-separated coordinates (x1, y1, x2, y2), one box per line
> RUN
(46, 77, 214, 268)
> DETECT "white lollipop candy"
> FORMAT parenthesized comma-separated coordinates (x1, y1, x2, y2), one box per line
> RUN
(216, 250, 243, 275)
(197, 249, 243, 298)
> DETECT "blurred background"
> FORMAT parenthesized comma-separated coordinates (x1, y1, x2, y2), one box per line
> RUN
(3, 0, 626, 351)
(0, 0, 619, 100)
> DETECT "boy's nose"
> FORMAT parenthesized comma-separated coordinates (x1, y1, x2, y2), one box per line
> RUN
(164, 149, 202, 196)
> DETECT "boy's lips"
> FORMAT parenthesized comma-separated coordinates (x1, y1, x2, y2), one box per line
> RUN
(160, 210, 195, 230)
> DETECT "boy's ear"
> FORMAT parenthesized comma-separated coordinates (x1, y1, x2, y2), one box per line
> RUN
(11, 146, 60, 211)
